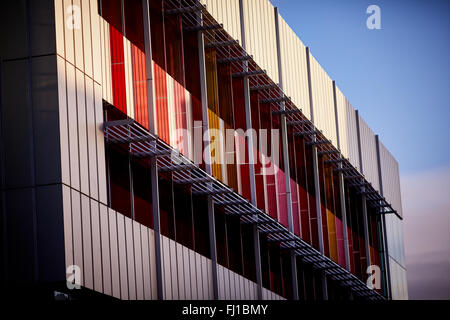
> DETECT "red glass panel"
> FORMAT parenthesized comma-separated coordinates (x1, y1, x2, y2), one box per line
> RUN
(131, 44, 149, 129)
(110, 25, 127, 113)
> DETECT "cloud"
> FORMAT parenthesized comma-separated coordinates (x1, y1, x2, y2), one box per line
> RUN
(401, 165, 450, 299)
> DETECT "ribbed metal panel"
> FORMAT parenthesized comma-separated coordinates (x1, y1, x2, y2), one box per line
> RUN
(62, 185, 73, 274)
(85, 77, 99, 200)
(358, 115, 380, 191)
(108, 208, 121, 298)
(309, 53, 337, 146)
(378, 140, 403, 218)
(133, 221, 144, 300)
(99, 204, 112, 296)
(94, 82, 108, 204)
(81, 0, 92, 78)
(66, 62, 80, 190)
(262, 287, 285, 300)
(56, 53, 107, 204)
(202, 0, 242, 43)
(73, 0, 84, 70)
(54, 0, 65, 57)
(175, 242, 186, 299)
(241, 0, 279, 83)
(56, 56, 70, 185)
(123, 37, 135, 119)
(335, 85, 360, 170)
(63, 0, 75, 64)
(141, 226, 154, 299)
(216, 264, 259, 300)
(76, 69, 90, 195)
(159, 235, 215, 300)
(125, 217, 137, 300)
(385, 213, 406, 266)
(55, 0, 101, 80)
(64, 192, 165, 299)
(90, 0, 102, 84)
(71, 189, 84, 286)
(117, 214, 129, 299)
(277, 14, 310, 119)
(100, 17, 113, 104)
(388, 257, 408, 300)
(81, 194, 93, 289)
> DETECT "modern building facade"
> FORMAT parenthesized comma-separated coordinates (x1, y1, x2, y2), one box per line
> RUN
(0, 0, 407, 300)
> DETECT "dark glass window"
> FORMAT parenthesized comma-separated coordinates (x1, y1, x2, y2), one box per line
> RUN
(192, 195, 210, 258)
(149, 0, 165, 70)
(174, 184, 194, 249)
(269, 244, 282, 295)
(295, 257, 307, 301)
(241, 223, 256, 282)
(132, 158, 153, 228)
(108, 144, 132, 218)
(260, 234, 271, 289)
(281, 250, 293, 299)
(164, 11, 184, 82)
(101, 0, 123, 32)
(215, 207, 228, 267)
(226, 215, 243, 274)
(302, 263, 316, 301)
(159, 175, 175, 239)
(124, 0, 145, 50)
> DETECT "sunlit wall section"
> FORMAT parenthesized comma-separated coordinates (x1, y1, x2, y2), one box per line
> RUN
(308, 53, 337, 147)
(98, 17, 113, 105)
(241, 0, 279, 83)
(335, 86, 360, 170)
(385, 214, 406, 271)
(201, 0, 242, 44)
(389, 257, 408, 300)
(379, 141, 403, 218)
(54, 0, 108, 205)
(277, 14, 311, 120)
(358, 115, 380, 191)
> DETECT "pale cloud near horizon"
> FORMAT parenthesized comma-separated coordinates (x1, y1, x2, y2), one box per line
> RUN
(401, 165, 450, 299)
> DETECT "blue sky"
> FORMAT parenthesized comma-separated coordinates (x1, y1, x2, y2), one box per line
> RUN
(269, 0, 450, 299)
(271, 0, 450, 174)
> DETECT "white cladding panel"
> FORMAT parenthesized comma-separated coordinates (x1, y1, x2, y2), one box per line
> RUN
(161, 235, 214, 300)
(217, 265, 258, 300)
(385, 214, 406, 266)
(358, 115, 380, 191)
(55, 1, 107, 204)
(242, 0, 279, 83)
(335, 85, 360, 170)
(202, 0, 242, 43)
(63, 192, 160, 299)
(389, 257, 408, 300)
(55, 0, 101, 83)
(309, 53, 337, 146)
(100, 17, 113, 104)
(277, 14, 310, 119)
(262, 287, 285, 300)
(379, 140, 403, 218)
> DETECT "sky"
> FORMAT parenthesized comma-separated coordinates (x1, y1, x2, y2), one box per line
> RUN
(270, 0, 450, 299)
